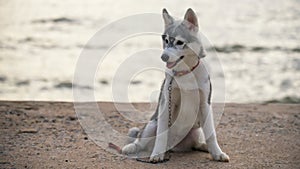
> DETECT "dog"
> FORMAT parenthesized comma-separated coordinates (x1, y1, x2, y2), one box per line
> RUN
(112, 8, 229, 163)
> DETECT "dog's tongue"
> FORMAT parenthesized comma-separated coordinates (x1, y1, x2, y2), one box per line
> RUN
(167, 61, 176, 69)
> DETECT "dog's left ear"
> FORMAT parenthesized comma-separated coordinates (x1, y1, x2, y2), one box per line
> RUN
(162, 8, 174, 27)
(183, 8, 198, 32)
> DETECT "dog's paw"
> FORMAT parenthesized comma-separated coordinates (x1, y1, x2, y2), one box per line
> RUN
(122, 143, 137, 155)
(212, 152, 230, 162)
(149, 153, 167, 163)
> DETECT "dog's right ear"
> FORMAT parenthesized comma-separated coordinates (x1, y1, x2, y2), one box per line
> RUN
(162, 8, 174, 27)
(183, 8, 199, 32)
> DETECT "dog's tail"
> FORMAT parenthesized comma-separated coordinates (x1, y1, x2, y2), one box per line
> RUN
(108, 142, 122, 154)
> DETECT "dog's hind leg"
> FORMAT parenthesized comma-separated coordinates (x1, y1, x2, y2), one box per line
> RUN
(126, 127, 140, 144)
(108, 127, 140, 154)
(172, 128, 208, 152)
(122, 120, 157, 155)
(192, 128, 208, 152)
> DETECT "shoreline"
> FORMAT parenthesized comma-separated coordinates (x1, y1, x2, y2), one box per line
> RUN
(0, 101, 299, 168)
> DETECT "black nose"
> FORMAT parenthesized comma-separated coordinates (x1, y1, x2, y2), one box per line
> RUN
(161, 54, 169, 62)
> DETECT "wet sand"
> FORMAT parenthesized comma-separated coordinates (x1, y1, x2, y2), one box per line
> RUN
(0, 101, 299, 168)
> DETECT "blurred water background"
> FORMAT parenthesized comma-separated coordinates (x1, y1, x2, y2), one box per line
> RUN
(0, 0, 299, 103)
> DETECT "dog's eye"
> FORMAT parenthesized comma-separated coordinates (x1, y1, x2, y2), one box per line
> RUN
(161, 35, 169, 44)
(176, 40, 184, 45)
(165, 38, 169, 44)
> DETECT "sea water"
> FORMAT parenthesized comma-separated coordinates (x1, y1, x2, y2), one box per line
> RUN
(0, 0, 299, 103)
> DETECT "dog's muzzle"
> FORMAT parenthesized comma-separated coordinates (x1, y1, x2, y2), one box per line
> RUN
(161, 54, 185, 69)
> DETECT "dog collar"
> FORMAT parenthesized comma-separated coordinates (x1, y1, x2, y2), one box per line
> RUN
(172, 60, 200, 77)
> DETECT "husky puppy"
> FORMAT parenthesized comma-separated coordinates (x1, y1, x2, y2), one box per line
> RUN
(120, 8, 229, 163)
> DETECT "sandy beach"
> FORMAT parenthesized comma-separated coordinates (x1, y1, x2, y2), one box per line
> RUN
(0, 101, 299, 168)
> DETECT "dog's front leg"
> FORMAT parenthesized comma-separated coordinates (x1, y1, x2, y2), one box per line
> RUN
(149, 102, 169, 162)
(201, 103, 229, 162)
(149, 85, 170, 163)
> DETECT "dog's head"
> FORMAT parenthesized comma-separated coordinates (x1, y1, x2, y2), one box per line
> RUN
(161, 8, 205, 71)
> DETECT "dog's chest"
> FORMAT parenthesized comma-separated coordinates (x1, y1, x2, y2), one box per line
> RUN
(169, 87, 201, 130)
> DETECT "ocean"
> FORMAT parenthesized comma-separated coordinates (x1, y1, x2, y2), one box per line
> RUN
(0, 0, 299, 103)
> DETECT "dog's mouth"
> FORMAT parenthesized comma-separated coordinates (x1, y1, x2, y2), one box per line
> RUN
(167, 56, 185, 69)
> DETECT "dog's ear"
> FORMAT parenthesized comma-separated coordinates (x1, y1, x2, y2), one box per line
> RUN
(162, 8, 174, 27)
(183, 8, 198, 32)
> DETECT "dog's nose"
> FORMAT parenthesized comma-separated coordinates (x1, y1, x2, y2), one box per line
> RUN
(161, 54, 169, 62)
